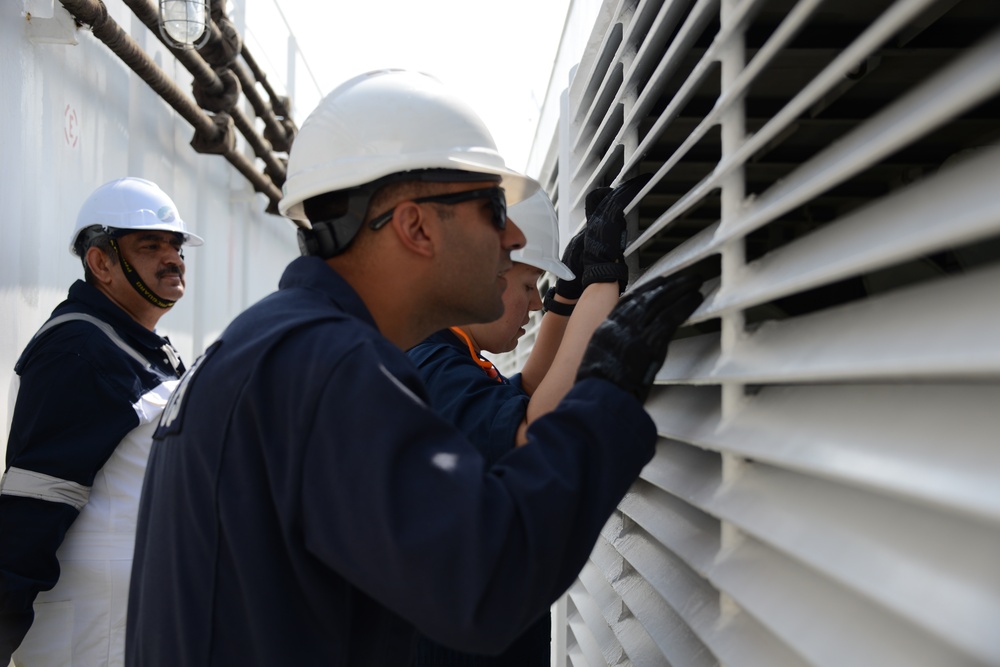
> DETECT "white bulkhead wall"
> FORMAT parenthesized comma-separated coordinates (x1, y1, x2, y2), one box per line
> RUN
(0, 0, 300, 462)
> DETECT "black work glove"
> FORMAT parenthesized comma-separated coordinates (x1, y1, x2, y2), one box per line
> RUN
(553, 229, 585, 300)
(576, 273, 704, 403)
(553, 186, 614, 300)
(582, 174, 654, 292)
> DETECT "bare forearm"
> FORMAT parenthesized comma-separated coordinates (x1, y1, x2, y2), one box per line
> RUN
(525, 283, 618, 425)
(519, 294, 576, 396)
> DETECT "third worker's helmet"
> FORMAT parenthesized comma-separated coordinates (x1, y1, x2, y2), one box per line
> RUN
(509, 189, 573, 280)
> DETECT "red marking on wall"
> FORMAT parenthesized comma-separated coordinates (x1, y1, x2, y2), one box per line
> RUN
(64, 104, 79, 148)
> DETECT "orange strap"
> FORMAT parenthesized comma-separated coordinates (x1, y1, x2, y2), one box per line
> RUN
(449, 327, 501, 382)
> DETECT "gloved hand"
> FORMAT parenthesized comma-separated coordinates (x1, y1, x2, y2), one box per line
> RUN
(553, 186, 614, 300)
(582, 173, 653, 292)
(576, 273, 704, 403)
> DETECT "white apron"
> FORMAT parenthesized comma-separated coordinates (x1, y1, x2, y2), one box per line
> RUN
(13, 380, 177, 667)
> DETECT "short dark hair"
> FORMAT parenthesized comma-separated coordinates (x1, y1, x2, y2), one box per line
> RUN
(74, 226, 118, 284)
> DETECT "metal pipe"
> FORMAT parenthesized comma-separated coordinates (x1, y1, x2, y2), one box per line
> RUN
(195, 13, 292, 150)
(224, 140, 284, 207)
(59, 0, 216, 137)
(121, 0, 286, 183)
(56, 0, 287, 215)
(241, 46, 291, 120)
(229, 57, 291, 150)
(231, 107, 285, 185)
(121, 0, 223, 96)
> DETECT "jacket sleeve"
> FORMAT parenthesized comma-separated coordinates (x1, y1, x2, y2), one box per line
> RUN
(410, 342, 529, 466)
(300, 341, 655, 653)
(0, 347, 139, 661)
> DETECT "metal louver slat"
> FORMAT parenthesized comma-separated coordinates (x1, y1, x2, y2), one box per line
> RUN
(618, 0, 822, 245)
(532, 0, 1000, 664)
(655, 332, 721, 383)
(700, 142, 1000, 320)
(589, 533, 716, 666)
(628, 0, 985, 253)
(655, 266, 1000, 385)
(634, 222, 720, 287)
(578, 558, 667, 665)
(571, 0, 711, 192)
(600, 514, 810, 667)
(618, 471, 720, 573)
(645, 384, 1000, 520)
(597, 0, 720, 210)
(715, 26, 1000, 245)
(713, 535, 975, 667)
(571, 0, 671, 175)
(567, 583, 627, 664)
(706, 463, 1000, 664)
(711, 265, 1000, 381)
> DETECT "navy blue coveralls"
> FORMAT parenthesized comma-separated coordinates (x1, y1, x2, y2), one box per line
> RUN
(408, 329, 552, 666)
(126, 256, 655, 666)
(0, 281, 184, 663)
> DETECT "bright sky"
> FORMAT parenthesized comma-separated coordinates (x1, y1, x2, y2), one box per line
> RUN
(267, 1, 573, 173)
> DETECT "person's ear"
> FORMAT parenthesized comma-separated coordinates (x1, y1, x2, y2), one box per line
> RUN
(389, 201, 436, 258)
(85, 246, 116, 284)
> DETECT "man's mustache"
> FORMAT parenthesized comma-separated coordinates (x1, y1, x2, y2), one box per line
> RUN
(157, 264, 184, 279)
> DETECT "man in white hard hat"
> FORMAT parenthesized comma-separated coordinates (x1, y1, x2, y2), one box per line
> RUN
(407, 179, 652, 666)
(126, 69, 703, 666)
(0, 177, 201, 667)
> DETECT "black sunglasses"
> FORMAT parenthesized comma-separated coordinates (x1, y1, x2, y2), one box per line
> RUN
(368, 186, 508, 231)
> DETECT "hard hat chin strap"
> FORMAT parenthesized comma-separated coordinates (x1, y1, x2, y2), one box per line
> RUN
(108, 238, 176, 309)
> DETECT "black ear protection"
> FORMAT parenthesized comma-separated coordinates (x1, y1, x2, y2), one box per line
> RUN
(297, 227, 321, 257)
(297, 220, 360, 259)
(298, 187, 377, 259)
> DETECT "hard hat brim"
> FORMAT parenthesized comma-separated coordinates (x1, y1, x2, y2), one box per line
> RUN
(280, 159, 540, 224)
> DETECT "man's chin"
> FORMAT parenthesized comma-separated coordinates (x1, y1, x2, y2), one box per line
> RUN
(157, 282, 185, 302)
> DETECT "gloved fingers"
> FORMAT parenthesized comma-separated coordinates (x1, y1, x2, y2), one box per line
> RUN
(556, 229, 587, 298)
(638, 274, 704, 311)
(615, 273, 701, 311)
(585, 186, 614, 219)
(641, 289, 705, 344)
(593, 173, 654, 220)
(612, 274, 703, 331)
(563, 227, 585, 255)
(583, 235, 622, 264)
(563, 229, 586, 271)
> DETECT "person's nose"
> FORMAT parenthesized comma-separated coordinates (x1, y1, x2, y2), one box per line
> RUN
(528, 287, 544, 312)
(502, 219, 526, 251)
(163, 245, 185, 267)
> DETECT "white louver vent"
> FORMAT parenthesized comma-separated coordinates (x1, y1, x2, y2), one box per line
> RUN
(513, 0, 1000, 664)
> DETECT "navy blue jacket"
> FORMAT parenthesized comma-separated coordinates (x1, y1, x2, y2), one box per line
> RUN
(408, 329, 553, 666)
(0, 281, 183, 662)
(408, 329, 528, 468)
(126, 256, 655, 666)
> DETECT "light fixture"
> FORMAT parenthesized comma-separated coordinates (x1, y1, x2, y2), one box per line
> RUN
(158, 0, 210, 50)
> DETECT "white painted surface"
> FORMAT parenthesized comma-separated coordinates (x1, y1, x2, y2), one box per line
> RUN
(0, 0, 300, 465)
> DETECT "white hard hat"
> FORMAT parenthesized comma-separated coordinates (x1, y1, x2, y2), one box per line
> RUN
(70, 177, 204, 255)
(278, 69, 539, 222)
(509, 189, 573, 280)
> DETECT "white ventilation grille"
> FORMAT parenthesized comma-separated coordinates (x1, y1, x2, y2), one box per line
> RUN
(519, 0, 1000, 664)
